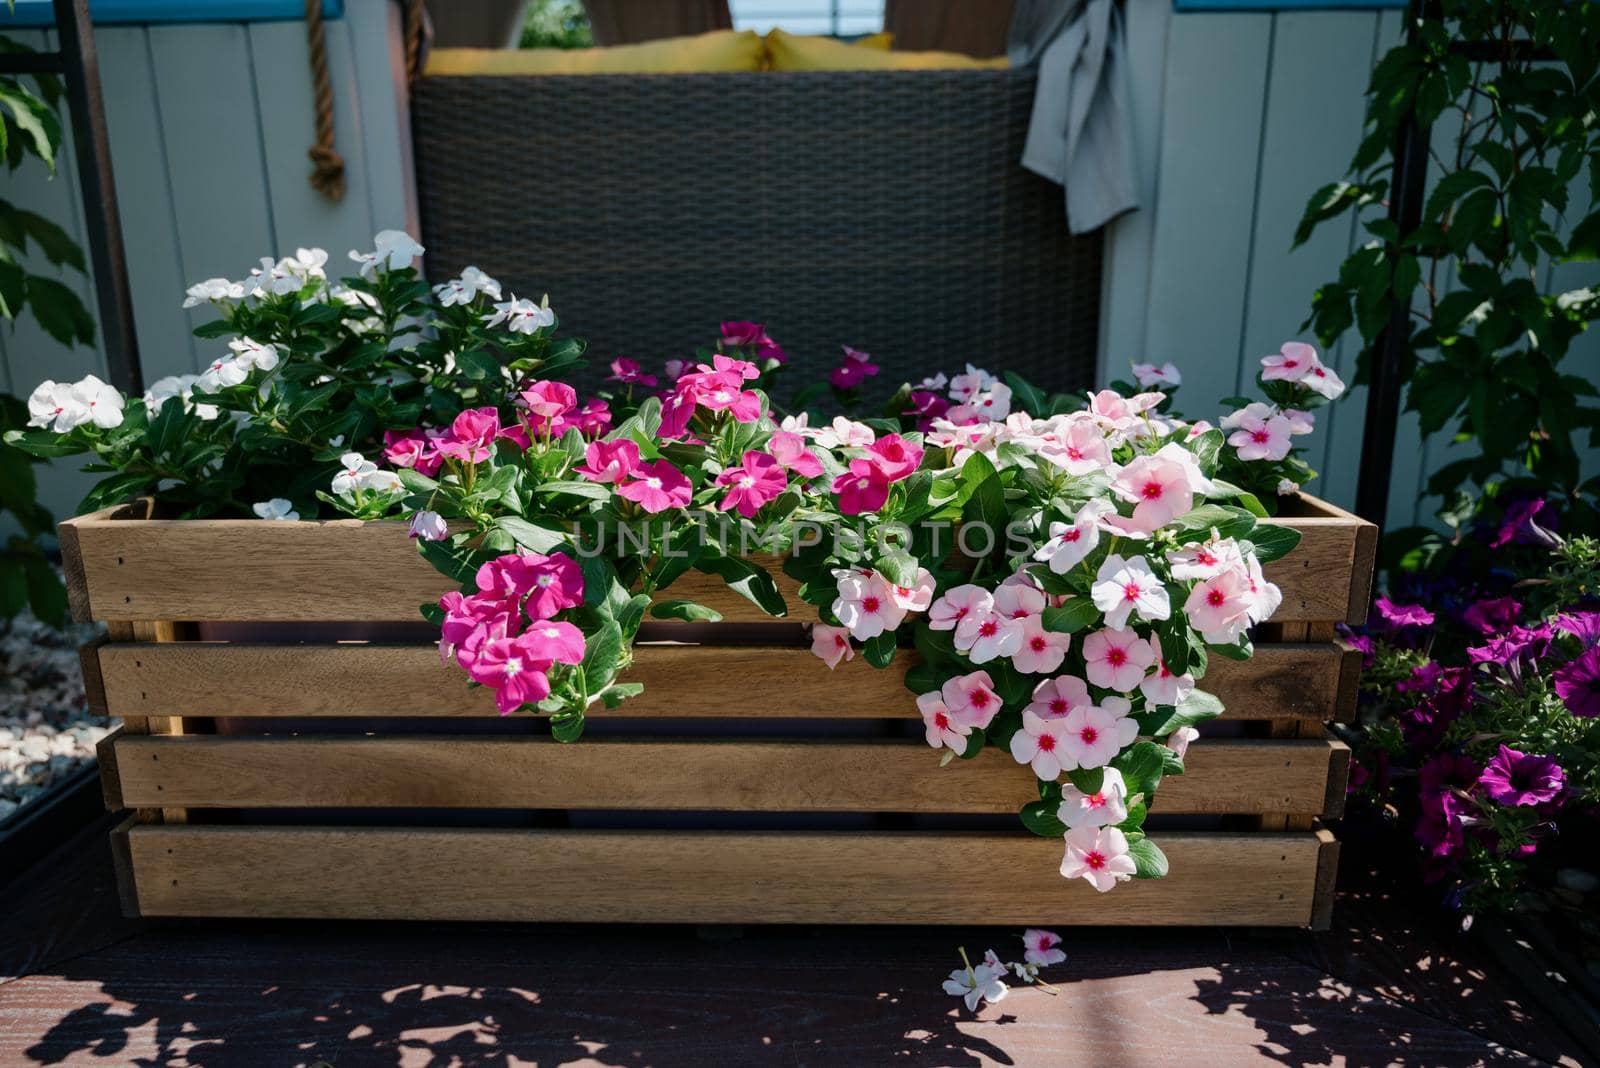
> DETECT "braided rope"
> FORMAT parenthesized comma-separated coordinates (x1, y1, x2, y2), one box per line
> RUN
(402, 0, 426, 85)
(305, 0, 345, 201)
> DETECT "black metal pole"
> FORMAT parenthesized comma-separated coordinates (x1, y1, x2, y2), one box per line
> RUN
(1353, 0, 1434, 530)
(52, 0, 142, 394)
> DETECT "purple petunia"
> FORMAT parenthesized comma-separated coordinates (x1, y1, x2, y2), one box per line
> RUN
(1376, 597, 1435, 628)
(1462, 595, 1521, 636)
(1489, 498, 1555, 549)
(1554, 646, 1600, 719)
(1477, 745, 1565, 807)
(1554, 611, 1600, 647)
(1466, 624, 1553, 667)
(1416, 790, 1464, 859)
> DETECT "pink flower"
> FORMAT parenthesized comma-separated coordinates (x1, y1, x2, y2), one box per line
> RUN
(811, 416, 876, 449)
(697, 353, 760, 381)
(1184, 569, 1254, 645)
(1039, 414, 1112, 476)
(831, 459, 892, 515)
(1130, 362, 1181, 389)
(905, 390, 949, 428)
(1090, 554, 1171, 629)
(1166, 725, 1200, 760)
(521, 619, 587, 664)
(865, 433, 924, 482)
(1020, 929, 1067, 968)
(1140, 658, 1195, 707)
(918, 691, 971, 751)
(437, 406, 500, 464)
(520, 380, 578, 421)
(715, 450, 788, 517)
(830, 344, 880, 388)
(1058, 704, 1130, 770)
(768, 430, 823, 478)
(810, 623, 855, 669)
(1060, 825, 1136, 891)
(465, 629, 554, 714)
(954, 605, 1024, 665)
(1227, 409, 1293, 461)
(719, 320, 786, 363)
(607, 358, 657, 387)
(659, 383, 698, 440)
(994, 576, 1047, 619)
(1012, 615, 1070, 674)
(1166, 538, 1241, 581)
(941, 670, 1002, 729)
(408, 510, 448, 541)
(888, 568, 937, 613)
(1057, 767, 1128, 830)
(475, 551, 585, 621)
(1261, 341, 1316, 382)
(437, 590, 510, 666)
(1026, 675, 1092, 719)
(831, 568, 907, 640)
(1111, 454, 1195, 532)
(1010, 710, 1073, 779)
(663, 359, 690, 382)
(616, 459, 692, 513)
(948, 364, 995, 403)
(575, 438, 642, 484)
(1034, 500, 1114, 574)
(929, 584, 991, 632)
(1081, 627, 1155, 692)
(690, 370, 763, 423)
(572, 398, 613, 437)
(1303, 359, 1345, 400)
(383, 429, 443, 477)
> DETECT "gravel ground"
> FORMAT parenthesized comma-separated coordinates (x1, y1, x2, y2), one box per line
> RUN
(0, 607, 109, 826)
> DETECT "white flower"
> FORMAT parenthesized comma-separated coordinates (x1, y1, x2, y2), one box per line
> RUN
(409, 510, 449, 541)
(1166, 538, 1242, 582)
(915, 372, 949, 391)
(483, 295, 555, 334)
(1130, 361, 1181, 388)
(228, 336, 280, 372)
(809, 416, 876, 449)
(1277, 478, 1300, 496)
(349, 229, 424, 277)
(245, 255, 301, 297)
(943, 961, 1008, 1012)
(252, 498, 300, 521)
(331, 451, 387, 498)
(1090, 554, 1170, 629)
(284, 246, 328, 284)
(144, 374, 220, 421)
(1302, 358, 1345, 399)
(434, 265, 502, 306)
(1057, 767, 1129, 829)
(181, 276, 245, 308)
(1167, 725, 1201, 760)
(948, 364, 996, 403)
(196, 355, 249, 391)
(1060, 825, 1136, 892)
(1020, 928, 1067, 968)
(26, 380, 89, 432)
(69, 374, 125, 429)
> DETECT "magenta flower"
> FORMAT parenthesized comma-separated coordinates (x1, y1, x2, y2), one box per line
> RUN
(691, 369, 763, 423)
(1553, 611, 1600, 646)
(383, 428, 443, 477)
(1375, 597, 1434, 628)
(698, 353, 760, 381)
(1416, 790, 1463, 859)
(905, 390, 950, 429)
(575, 438, 641, 484)
(1461, 595, 1521, 635)
(467, 631, 553, 715)
(616, 459, 692, 513)
(1478, 745, 1565, 807)
(715, 450, 788, 518)
(719, 320, 786, 363)
(1554, 646, 1600, 718)
(768, 430, 823, 478)
(865, 433, 924, 482)
(1419, 752, 1479, 797)
(831, 459, 892, 515)
(520, 380, 578, 421)
(438, 590, 511, 666)
(520, 619, 587, 664)
(830, 345, 880, 389)
(1466, 624, 1552, 667)
(437, 406, 500, 464)
(1395, 661, 1443, 694)
(1490, 498, 1550, 548)
(659, 383, 698, 440)
(607, 358, 657, 387)
(475, 551, 584, 621)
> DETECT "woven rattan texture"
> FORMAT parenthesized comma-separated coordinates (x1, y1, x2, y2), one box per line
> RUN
(413, 69, 1101, 393)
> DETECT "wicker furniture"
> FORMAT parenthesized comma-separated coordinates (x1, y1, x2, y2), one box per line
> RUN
(412, 68, 1102, 392)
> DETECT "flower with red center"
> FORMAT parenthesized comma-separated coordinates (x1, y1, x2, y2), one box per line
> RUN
(1081, 626, 1155, 692)
(1012, 615, 1071, 674)
(1261, 341, 1315, 382)
(1167, 538, 1241, 581)
(1057, 767, 1128, 830)
(831, 568, 907, 641)
(1057, 704, 1125, 770)
(1227, 409, 1293, 462)
(917, 691, 971, 751)
(1021, 928, 1067, 968)
(1060, 825, 1136, 892)
(615, 459, 692, 513)
(1184, 569, 1253, 645)
(1010, 710, 1073, 779)
(940, 670, 1002, 729)
(1034, 499, 1115, 574)
(810, 623, 855, 670)
(1026, 675, 1092, 720)
(929, 585, 992, 632)
(714, 450, 788, 518)
(1090, 553, 1171, 629)
(1139, 657, 1195, 707)
(1109, 454, 1194, 532)
(954, 604, 1025, 665)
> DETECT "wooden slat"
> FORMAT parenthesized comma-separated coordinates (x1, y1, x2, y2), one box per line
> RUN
(94, 640, 1351, 721)
(61, 495, 1371, 625)
(120, 824, 1328, 925)
(106, 735, 1344, 816)
(1311, 826, 1340, 931)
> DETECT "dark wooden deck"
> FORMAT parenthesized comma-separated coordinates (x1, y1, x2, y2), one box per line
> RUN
(0, 815, 1584, 1067)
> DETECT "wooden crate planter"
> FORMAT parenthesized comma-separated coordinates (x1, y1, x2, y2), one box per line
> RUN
(67, 494, 1374, 927)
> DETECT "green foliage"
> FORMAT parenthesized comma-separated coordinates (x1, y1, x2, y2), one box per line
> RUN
(519, 0, 593, 50)
(1298, 0, 1600, 509)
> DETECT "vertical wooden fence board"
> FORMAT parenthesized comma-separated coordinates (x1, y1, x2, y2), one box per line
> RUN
(344, 0, 418, 235)
(1142, 14, 1273, 422)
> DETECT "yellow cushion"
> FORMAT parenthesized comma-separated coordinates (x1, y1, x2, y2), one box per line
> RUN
(764, 28, 1008, 71)
(425, 30, 766, 76)
(852, 32, 894, 50)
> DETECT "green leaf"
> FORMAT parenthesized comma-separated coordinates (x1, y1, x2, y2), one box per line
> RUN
(17, 208, 85, 271)
(1066, 766, 1104, 795)
(536, 479, 610, 501)
(862, 631, 897, 668)
(416, 534, 482, 585)
(1127, 837, 1169, 879)
(0, 82, 59, 170)
(397, 468, 439, 494)
(696, 552, 787, 618)
(1173, 504, 1256, 540)
(597, 681, 645, 709)
(579, 619, 625, 693)
(551, 709, 586, 743)
(455, 349, 503, 381)
(649, 598, 722, 623)
(876, 550, 919, 587)
(1003, 371, 1049, 418)
(1111, 741, 1168, 799)
(1020, 799, 1067, 839)
(1146, 688, 1224, 736)
(495, 515, 570, 553)
(1041, 596, 1099, 634)
(24, 275, 94, 347)
(1249, 523, 1302, 563)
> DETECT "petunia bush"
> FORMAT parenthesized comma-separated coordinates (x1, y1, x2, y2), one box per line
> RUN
(5, 231, 1352, 890)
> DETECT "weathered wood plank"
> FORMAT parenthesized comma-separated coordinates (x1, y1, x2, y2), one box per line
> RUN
(107, 735, 1343, 816)
(59, 495, 1369, 624)
(123, 825, 1327, 924)
(1311, 826, 1340, 932)
(94, 640, 1351, 721)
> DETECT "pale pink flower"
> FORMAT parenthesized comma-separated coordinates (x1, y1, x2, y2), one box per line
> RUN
(1283, 408, 1315, 435)
(943, 961, 1008, 1011)
(810, 624, 854, 669)
(1060, 825, 1136, 892)
(810, 416, 876, 449)
(993, 579, 1047, 620)
(1166, 538, 1243, 581)
(1034, 499, 1114, 574)
(1227, 409, 1293, 461)
(831, 569, 907, 641)
(1303, 359, 1345, 399)
(1090, 554, 1171, 628)
(948, 364, 996, 403)
(941, 670, 1002, 729)
(955, 606, 1025, 665)
(1027, 675, 1092, 719)
(918, 691, 971, 751)
(1021, 929, 1067, 968)
(928, 584, 992, 632)
(1278, 478, 1301, 496)
(1057, 705, 1126, 770)
(1057, 766, 1129, 830)
(1130, 361, 1181, 389)
(1140, 658, 1195, 707)
(408, 510, 448, 541)
(1082, 627, 1156, 692)
(1012, 615, 1071, 674)
(1243, 552, 1284, 623)
(1261, 341, 1317, 382)
(888, 568, 937, 613)
(1167, 725, 1201, 759)
(1111, 454, 1195, 532)
(768, 429, 823, 478)
(1184, 569, 1254, 644)
(1095, 695, 1142, 749)
(1037, 413, 1112, 475)
(1010, 710, 1072, 779)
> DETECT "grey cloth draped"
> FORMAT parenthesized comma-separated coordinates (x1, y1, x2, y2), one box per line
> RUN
(585, 0, 732, 46)
(1008, 0, 1139, 233)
